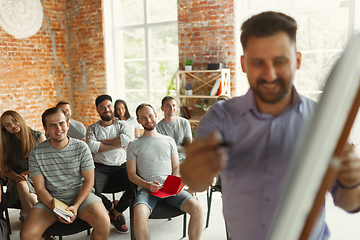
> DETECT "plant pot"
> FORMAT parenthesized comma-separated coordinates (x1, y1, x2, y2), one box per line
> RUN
(185, 90, 193, 96)
(185, 65, 192, 71)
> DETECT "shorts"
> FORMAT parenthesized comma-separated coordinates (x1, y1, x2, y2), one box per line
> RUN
(33, 191, 101, 219)
(134, 188, 193, 213)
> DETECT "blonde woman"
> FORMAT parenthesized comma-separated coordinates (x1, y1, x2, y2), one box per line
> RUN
(0, 110, 45, 222)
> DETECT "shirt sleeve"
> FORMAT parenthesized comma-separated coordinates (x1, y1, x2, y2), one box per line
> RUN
(170, 138, 178, 156)
(79, 141, 95, 172)
(28, 148, 41, 178)
(127, 141, 136, 161)
(86, 123, 101, 153)
(118, 120, 132, 147)
(183, 119, 192, 142)
(195, 104, 224, 139)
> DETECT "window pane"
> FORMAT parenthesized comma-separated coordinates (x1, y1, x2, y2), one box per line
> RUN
(125, 91, 147, 115)
(124, 61, 146, 89)
(295, 51, 341, 92)
(297, 8, 349, 50)
(113, 0, 144, 27)
(120, 29, 145, 59)
(150, 91, 168, 115)
(296, 0, 342, 7)
(149, 25, 178, 58)
(247, 0, 290, 11)
(146, 0, 177, 23)
(149, 59, 178, 90)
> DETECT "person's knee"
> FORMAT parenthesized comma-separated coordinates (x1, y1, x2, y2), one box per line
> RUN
(185, 198, 203, 217)
(81, 202, 110, 230)
(134, 204, 150, 223)
(20, 223, 41, 240)
(16, 181, 28, 192)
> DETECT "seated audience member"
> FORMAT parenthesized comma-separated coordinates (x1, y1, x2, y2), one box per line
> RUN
(87, 95, 132, 233)
(127, 103, 203, 240)
(0, 111, 46, 222)
(157, 96, 192, 161)
(114, 99, 140, 139)
(21, 107, 109, 240)
(56, 101, 86, 140)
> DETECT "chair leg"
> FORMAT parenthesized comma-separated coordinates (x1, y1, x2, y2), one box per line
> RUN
(182, 213, 187, 238)
(4, 207, 11, 234)
(130, 205, 136, 240)
(87, 228, 91, 235)
(205, 187, 214, 228)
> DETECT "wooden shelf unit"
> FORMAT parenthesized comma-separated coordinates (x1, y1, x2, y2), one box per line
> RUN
(175, 69, 231, 126)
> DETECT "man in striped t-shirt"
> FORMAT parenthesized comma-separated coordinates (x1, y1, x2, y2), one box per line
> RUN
(21, 107, 110, 240)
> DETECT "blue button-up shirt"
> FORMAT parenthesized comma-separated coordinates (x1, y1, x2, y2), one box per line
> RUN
(196, 88, 330, 240)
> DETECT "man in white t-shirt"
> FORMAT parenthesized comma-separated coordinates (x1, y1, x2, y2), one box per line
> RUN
(86, 94, 132, 234)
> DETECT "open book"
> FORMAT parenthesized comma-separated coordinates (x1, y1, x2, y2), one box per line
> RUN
(149, 175, 185, 198)
(52, 198, 74, 222)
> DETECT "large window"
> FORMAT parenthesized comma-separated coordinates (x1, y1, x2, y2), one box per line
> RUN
(236, 0, 360, 101)
(104, 0, 178, 115)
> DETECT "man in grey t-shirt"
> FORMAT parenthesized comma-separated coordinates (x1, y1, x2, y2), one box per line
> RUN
(21, 107, 109, 240)
(56, 101, 86, 140)
(127, 103, 203, 240)
(157, 96, 192, 160)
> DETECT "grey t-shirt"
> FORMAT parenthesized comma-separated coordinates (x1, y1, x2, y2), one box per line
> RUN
(29, 138, 94, 199)
(156, 117, 192, 159)
(68, 119, 86, 140)
(127, 134, 178, 186)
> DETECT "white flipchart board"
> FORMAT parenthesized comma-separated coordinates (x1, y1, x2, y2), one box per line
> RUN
(267, 34, 360, 240)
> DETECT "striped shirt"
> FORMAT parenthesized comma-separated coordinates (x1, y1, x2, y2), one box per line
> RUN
(29, 137, 94, 199)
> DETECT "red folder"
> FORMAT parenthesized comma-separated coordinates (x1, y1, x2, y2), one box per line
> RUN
(149, 175, 185, 198)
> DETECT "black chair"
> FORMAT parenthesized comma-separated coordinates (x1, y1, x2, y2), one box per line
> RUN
(206, 178, 230, 240)
(129, 183, 187, 240)
(43, 218, 91, 240)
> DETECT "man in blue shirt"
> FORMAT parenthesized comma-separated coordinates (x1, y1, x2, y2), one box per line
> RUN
(180, 11, 360, 240)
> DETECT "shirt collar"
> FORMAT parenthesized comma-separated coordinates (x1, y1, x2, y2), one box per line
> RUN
(238, 86, 303, 119)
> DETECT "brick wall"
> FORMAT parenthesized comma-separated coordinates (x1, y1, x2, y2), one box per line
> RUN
(177, 0, 236, 93)
(0, 0, 71, 131)
(0, 0, 105, 130)
(66, 0, 106, 127)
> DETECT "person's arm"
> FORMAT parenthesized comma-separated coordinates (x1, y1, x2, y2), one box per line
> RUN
(171, 154, 180, 177)
(134, 127, 140, 138)
(100, 137, 121, 147)
(32, 174, 53, 210)
(333, 143, 360, 211)
(86, 123, 120, 153)
(0, 145, 26, 182)
(180, 131, 228, 192)
(66, 169, 94, 218)
(127, 160, 161, 192)
(38, 133, 46, 143)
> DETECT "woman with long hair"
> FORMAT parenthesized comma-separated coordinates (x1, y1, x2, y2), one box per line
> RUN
(0, 110, 46, 221)
(114, 99, 140, 139)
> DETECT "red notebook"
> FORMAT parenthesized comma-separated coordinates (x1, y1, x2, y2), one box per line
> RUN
(149, 175, 185, 198)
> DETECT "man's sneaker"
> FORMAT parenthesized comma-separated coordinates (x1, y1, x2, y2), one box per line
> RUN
(110, 213, 128, 234)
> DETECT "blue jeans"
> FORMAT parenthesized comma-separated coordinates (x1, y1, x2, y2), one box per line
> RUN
(134, 188, 193, 213)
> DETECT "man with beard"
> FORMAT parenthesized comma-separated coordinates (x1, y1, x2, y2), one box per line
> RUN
(86, 94, 132, 233)
(157, 96, 192, 162)
(127, 103, 203, 240)
(180, 11, 360, 240)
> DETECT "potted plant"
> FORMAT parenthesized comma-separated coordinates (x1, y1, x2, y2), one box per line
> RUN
(194, 98, 215, 112)
(185, 83, 193, 96)
(183, 59, 193, 71)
